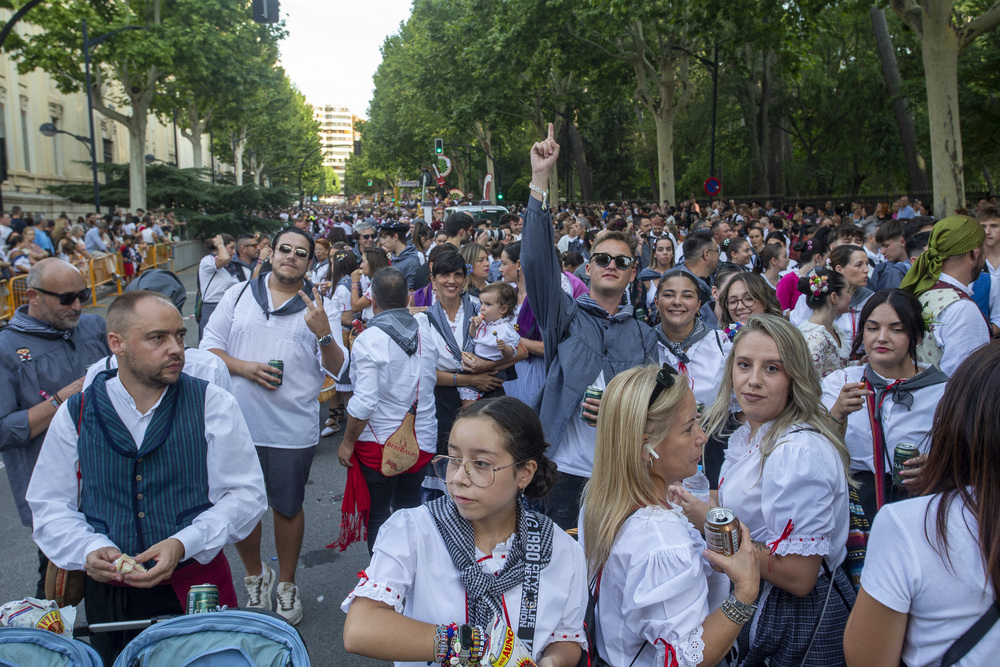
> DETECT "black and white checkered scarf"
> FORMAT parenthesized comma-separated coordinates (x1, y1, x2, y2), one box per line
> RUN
(426, 494, 554, 627)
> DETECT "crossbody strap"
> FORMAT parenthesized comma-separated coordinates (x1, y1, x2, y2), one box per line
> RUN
(940, 601, 1000, 667)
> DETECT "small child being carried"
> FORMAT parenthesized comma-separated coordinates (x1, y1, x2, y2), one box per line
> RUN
(459, 282, 520, 405)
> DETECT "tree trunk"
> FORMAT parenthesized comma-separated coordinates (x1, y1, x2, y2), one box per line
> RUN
(921, 19, 964, 217)
(653, 105, 676, 207)
(870, 7, 929, 191)
(568, 118, 593, 202)
(471, 122, 495, 204)
(233, 126, 247, 186)
(984, 165, 996, 196)
(188, 122, 204, 171)
(127, 114, 148, 211)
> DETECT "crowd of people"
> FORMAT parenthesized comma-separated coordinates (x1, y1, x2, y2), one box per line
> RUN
(0, 125, 998, 666)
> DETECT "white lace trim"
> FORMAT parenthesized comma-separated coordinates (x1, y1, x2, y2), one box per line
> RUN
(669, 625, 706, 667)
(343, 578, 405, 614)
(724, 420, 774, 463)
(773, 535, 831, 557)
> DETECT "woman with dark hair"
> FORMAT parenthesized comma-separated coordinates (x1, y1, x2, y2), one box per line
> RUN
(415, 250, 521, 454)
(722, 237, 753, 271)
(653, 270, 730, 408)
(780, 236, 828, 318)
(582, 365, 758, 667)
(796, 268, 852, 379)
(343, 397, 586, 667)
(412, 221, 434, 258)
(821, 289, 948, 527)
(844, 341, 1000, 666)
(829, 244, 874, 343)
(638, 237, 677, 314)
(322, 250, 360, 437)
(350, 248, 391, 322)
(756, 243, 788, 290)
(717, 273, 782, 336)
(673, 315, 856, 666)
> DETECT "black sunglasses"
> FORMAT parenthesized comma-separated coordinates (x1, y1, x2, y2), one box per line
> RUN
(647, 363, 679, 408)
(35, 287, 92, 306)
(592, 253, 635, 270)
(360, 234, 377, 240)
(276, 243, 310, 259)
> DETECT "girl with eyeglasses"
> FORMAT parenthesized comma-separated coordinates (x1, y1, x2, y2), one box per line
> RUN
(673, 315, 856, 666)
(717, 273, 781, 336)
(342, 398, 587, 667)
(581, 365, 758, 667)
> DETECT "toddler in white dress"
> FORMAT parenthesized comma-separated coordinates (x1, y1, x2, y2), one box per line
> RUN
(460, 282, 520, 405)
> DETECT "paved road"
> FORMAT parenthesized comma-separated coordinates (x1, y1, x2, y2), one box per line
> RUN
(0, 266, 387, 666)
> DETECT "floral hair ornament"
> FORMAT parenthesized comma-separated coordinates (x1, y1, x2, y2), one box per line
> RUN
(465, 263, 473, 275)
(809, 274, 829, 294)
(806, 240, 813, 251)
(723, 321, 743, 342)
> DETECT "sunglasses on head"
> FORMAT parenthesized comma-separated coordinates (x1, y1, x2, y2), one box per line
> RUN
(35, 287, 92, 306)
(591, 253, 635, 270)
(276, 243, 310, 259)
(648, 363, 679, 408)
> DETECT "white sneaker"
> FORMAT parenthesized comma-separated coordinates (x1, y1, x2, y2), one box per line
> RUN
(244, 564, 276, 611)
(276, 582, 303, 626)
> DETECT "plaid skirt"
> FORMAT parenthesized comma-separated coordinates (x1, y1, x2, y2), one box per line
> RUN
(733, 563, 855, 667)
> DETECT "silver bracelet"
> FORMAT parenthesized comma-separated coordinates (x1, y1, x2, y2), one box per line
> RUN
(528, 182, 548, 206)
(721, 594, 757, 625)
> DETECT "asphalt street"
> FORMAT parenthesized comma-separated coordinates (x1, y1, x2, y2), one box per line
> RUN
(0, 265, 388, 666)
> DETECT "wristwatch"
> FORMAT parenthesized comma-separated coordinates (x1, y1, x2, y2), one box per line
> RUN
(317, 333, 333, 347)
(721, 594, 758, 625)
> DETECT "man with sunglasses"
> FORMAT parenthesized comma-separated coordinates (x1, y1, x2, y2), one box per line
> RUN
(201, 227, 346, 626)
(0, 258, 110, 597)
(521, 124, 658, 530)
(352, 219, 378, 264)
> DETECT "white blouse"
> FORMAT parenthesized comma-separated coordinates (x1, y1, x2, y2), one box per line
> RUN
(821, 366, 945, 475)
(341, 506, 588, 667)
(718, 421, 849, 570)
(797, 321, 851, 379)
(656, 330, 731, 408)
(596, 506, 729, 667)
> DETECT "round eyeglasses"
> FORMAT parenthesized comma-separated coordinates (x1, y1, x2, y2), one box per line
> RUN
(431, 455, 523, 488)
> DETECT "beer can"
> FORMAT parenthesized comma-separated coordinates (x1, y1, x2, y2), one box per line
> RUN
(892, 442, 919, 487)
(704, 507, 741, 556)
(267, 359, 283, 387)
(696, 401, 705, 417)
(580, 386, 603, 425)
(186, 584, 219, 614)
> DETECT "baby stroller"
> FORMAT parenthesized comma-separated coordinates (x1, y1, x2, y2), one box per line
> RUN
(0, 627, 103, 666)
(110, 609, 309, 667)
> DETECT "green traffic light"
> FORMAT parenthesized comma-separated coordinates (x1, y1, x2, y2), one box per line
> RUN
(497, 193, 503, 200)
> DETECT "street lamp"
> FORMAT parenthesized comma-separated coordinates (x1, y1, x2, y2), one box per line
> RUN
(39, 122, 100, 208)
(145, 153, 171, 166)
(298, 145, 323, 210)
(83, 19, 142, 213)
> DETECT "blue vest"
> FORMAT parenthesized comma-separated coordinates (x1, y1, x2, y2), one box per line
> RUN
(68, 371, 212, 556)
(971, 272, 992, 321)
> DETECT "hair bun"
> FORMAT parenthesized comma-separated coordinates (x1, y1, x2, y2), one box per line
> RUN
(524, 454, 559, 499)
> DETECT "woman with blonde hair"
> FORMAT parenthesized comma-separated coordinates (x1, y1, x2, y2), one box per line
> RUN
(582, 364, 758, 667)
(459, 242, 489, 299)
(672, 314, 855, 666)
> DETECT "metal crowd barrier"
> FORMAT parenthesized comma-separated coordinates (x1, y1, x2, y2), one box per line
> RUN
(1, 243, 175, 320)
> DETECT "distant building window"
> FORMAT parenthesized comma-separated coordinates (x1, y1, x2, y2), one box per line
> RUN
(103, 138, 114, 163)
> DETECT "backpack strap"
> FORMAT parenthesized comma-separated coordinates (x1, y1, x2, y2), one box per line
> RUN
(940, 601, 1000, 667)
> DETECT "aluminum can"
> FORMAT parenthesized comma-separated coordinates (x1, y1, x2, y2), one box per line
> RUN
(704, 507, 741, 556)
(696, 401, 705, 417)
(186, 584, 219, 614)
(267, 359, 283, 387)
(892, 442, 919, 487)
(580, 385, 604, 425)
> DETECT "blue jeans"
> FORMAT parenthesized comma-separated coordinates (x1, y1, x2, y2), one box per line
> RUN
(543, 471, 588, 531)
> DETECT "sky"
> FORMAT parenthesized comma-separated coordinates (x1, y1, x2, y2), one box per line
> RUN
(277, 0, 415, 119)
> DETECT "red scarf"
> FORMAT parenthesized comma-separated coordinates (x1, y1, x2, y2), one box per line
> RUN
(328, 440, 433, 551)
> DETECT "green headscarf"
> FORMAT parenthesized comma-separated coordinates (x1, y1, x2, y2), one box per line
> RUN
(899, 215, 985, 296)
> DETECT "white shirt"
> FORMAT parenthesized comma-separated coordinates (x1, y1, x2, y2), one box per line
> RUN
(932, 273, 990, 376)
(141, 227, 154, 244)
(198, 255, 238, 304)
(656, 330, 730, 408)
(341, 506, 588, 667)
(821, 366, 944, 475)
(199, 279, 347, 449)
(347, 324, 447, 453)
(27, 376, 267, 570)
(84, 348, 234, 393)
(986, 257, 1000, 278)
(862, 493, 998, 667)
(552, 371, 605, 478)
(593, 506, 729, 667)
(718, 421, 849, 570)
(471, 319, 520, 362)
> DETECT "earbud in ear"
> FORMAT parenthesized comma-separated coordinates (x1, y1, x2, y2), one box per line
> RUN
(644, 444, 660, 460)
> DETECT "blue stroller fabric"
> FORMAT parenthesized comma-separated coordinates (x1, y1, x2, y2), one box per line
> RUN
(0, 627, 103, 666)
(111, 610, 309, 667)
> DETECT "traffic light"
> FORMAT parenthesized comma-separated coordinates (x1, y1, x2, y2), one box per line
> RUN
(252, 0, 280, 23)
(497, 192, 503, 200)
(434, 138, 444, 154)
(367, 179, 373, 187)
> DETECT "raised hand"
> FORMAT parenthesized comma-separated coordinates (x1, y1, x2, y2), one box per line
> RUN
(299, 287, 332, 339)
(530, 122, 560, 183)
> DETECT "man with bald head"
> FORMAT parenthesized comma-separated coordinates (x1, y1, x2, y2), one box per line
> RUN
(0, 258, 109, 596)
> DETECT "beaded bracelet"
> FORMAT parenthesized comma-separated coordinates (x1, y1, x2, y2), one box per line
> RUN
(434, 623, 459, 664)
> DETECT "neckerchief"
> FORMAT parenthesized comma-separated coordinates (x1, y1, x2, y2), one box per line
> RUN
(655, 319, 710, 365)
(849, 286, 873, 310)
(426, 494, 554, 632)
(864, 363, 949, 414)
(7, 306, 73, 340)
(576, 293, 634, 322)
(367, 308, 418, 356)
(426, 295, 477, 362)
(247, 273, 314, 320)
(227, 257, 253, 282)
